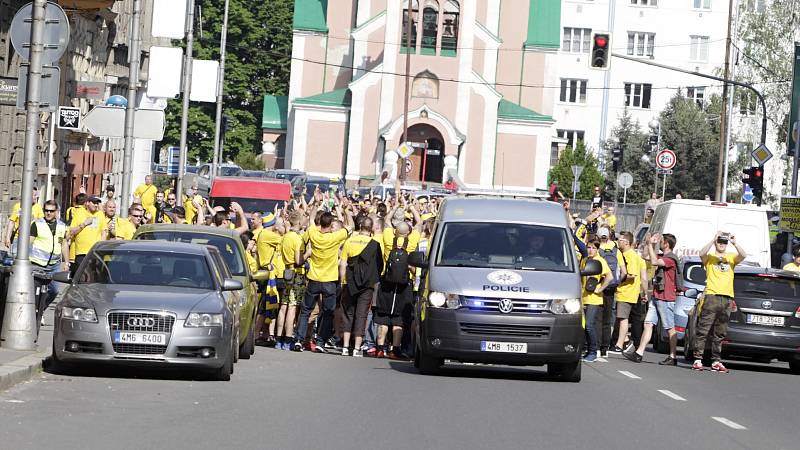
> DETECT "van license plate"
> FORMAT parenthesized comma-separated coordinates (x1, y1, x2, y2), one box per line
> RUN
(745, 314, 784, 327)
(480, 341, 527, 353)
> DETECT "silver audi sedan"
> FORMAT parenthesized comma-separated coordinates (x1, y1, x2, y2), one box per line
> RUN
(51, 240, 243, 381)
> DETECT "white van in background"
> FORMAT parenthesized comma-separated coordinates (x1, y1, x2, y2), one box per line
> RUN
(649, 200, 770, 267)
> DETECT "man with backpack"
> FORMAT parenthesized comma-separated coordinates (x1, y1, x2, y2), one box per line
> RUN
(624, 233, 681, 365)
(375, 221, 415, 359)
(339, 216, 383, 357)
(597, 227, 627, 358)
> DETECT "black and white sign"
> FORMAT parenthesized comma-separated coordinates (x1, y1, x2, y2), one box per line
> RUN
(57, 106, 81, 130)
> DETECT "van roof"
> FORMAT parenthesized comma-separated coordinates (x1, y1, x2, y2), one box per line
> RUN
(210, 177, 292, 200)
(438, 197, 567, 226)
(659, 199, 768, 211)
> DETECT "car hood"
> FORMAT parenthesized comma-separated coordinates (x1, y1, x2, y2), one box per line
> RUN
(62, 284, 218, 316)
(428, 266, 582, 300)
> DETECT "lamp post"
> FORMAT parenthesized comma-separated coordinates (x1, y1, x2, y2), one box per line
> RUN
(648, 118, 661, 196)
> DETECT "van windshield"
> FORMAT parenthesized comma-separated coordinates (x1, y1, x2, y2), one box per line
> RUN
(436, 222, 574, 272)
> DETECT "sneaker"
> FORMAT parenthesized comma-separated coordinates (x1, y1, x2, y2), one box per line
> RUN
(273, 340, 282, 350)
(292, 342, 304, 352)
(692, 360, 704, 371)
(265, 336, 277, 347)
(659, 356, 678, 366)
(623, 342, 635, 353)
(623, 350, 643, 363)
(283, 342, 292, 351)
(353, 349, 363, 358)
(325, 337, 339, 350)
(375, 349, 385, 358)
(583, 353, 598, 363)
(366, 347, 377, 357)
(600, 349, 608, 358)
(309, 341, 324, 353)
(341, 347, 351, 356)
(387, 350, 405, 360)
(711, 361, 730, 373)
(608, 345, 624, 354)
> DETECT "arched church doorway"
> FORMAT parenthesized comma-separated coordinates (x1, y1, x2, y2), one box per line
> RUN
(405, 124, 445, 184)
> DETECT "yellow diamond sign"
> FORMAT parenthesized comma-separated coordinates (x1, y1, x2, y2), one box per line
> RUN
(751, 144, 773, 166)
(396, 143, 414, 159)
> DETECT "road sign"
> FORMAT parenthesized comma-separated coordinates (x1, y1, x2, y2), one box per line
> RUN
(426, 149, 441, 156)
(571, 165, 584, 178)
(167, 146, 180, 175)
(657, 168, 673, 175)
(397, 143, 414, 159)
(57, 106, 80, 130)
(779, 196, 800, 233)
(656, 149, 677, 170)
(751, 144, 773, 166)
(15, 64, 60, 112)
(572, 180, 581, 193)
(83, 106, 166, 140)
(10, 2, 70, 64)
(404, 158, 413, 174)
(743, 185, 754, 203)
(617, 172, 633, 189)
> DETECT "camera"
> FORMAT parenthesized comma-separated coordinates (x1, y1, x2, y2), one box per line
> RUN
(717, 232, 730, 245)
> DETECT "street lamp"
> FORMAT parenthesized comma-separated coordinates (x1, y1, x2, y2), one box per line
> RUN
(648, 119, 661, 194)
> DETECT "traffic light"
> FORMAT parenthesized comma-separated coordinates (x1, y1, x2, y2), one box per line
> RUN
(590, 32, 611, 69)
(648, 134, 658, 146)
(611, 145, 623, 172)
(750, 165, 764, 205)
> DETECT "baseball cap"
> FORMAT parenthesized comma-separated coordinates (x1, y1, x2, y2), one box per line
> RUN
(88, 196, 102, 203)
(597, 227, 610, 238)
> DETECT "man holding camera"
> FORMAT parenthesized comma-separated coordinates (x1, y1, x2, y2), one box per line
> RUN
(692, 232, 746, 372)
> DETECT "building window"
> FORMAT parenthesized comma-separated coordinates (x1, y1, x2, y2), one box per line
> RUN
(401, 1, 419, 53)
(624, 83, 652, 109)
(560, 79, 587, 104)
(412, 70, 439, 98)
(421, 1, 439, 55)
(626, 32, 655, 57)
(687, 87, 705, 106)
(557, 129, 586, 150)
(441, 1, 459, 56)
(693, 0, 711, 9)
(630, 0, 657, 5)
(738, 89, 757, 115)
(745, 0, 766, 12)
(689, 35, 709, 62)
(562, 27, 591, 53)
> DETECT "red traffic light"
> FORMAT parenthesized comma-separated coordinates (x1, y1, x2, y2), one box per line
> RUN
(754, 168, 763, 177)
(594, 36, 608, 48)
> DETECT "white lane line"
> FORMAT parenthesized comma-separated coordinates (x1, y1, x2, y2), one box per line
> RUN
(712, 417, 748, 430)
(658, 389, 687, 401)
(618, 370, 641, 379)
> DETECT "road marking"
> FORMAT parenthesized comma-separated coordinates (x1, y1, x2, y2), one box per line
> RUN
(658, 389, 687, 401)
(618, 370, 641, 379)
(712, 417, 747, 430)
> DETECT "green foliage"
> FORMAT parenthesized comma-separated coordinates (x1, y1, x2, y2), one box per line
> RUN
(234, 150, 264, 170)
(161, 0, 294, 163)
(548, 141, 604, 200)
(601, 109, 654, 204)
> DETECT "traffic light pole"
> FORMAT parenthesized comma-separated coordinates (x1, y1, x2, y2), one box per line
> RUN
(211, 0, 230, 183)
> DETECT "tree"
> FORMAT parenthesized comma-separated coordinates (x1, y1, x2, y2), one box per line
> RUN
(161, 0, 294, 164)
(234, 150, 264, 170)
(601, 110, 654, 204)
(548, 141, 604, 200)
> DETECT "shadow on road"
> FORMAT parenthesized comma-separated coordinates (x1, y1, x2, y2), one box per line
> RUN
(387, 361, 562, 382)
(42, 356, 224, 382)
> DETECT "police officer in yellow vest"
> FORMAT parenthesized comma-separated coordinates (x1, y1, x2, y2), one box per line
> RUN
(30, 200, 70, 326)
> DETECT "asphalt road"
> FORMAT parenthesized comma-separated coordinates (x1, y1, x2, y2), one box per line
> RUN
(1, 347, 797, 450)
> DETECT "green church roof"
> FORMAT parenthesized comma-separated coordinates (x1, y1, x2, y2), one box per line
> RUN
(498, 99, 553, 122)
(294, 0, 328, 33)
(293, 88, 351, 107)
(525, 0, 561, 50)
(262, 95, 288, 130)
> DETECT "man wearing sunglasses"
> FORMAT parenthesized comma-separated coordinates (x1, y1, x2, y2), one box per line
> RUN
(30, 200, 69, 325)
(108, 204, 143, 240)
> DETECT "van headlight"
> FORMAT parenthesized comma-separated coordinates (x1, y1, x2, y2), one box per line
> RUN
(549, 299, 582, 315)
(428, 292, 460, 309)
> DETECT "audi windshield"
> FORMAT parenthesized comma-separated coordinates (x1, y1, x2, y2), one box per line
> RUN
(77, 250, 214, 290)
(435, 222, 574, 272)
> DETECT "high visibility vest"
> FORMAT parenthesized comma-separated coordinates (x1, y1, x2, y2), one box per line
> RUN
(30, 218, 67, 267)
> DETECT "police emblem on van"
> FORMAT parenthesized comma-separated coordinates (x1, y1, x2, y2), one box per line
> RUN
(486, 270, 522, 286)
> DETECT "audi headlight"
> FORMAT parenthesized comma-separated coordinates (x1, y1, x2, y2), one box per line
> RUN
(549, 299, 582, 315)
(185, 313, 223, 327)
(61, 307, 98, 323)
(428, 292, 460, 309)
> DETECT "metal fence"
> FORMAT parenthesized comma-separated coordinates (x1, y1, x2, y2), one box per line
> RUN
(569, 199, 646, 234)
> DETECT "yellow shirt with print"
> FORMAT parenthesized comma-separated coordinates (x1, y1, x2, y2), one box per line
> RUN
(704, 253, 738, 297)
(340, 234, 376, 285)
(783, 262, 800, 272)
(581, 255, 610, 306)
(616, 249, 644, 303)
(281, 231, 304, 274)
(382, 227, 420, 261)
(69, 208, 104, 256)
(305, 224, 349, 282)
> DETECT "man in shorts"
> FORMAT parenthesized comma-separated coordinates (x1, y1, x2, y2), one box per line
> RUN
(610, 231, 647, 353)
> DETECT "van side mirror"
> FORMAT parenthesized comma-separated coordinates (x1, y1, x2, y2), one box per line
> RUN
(52, 271, 72, 284)
(408, 251, 427, 268)
(683, 288, 699, 299)
(580, 259, 602, 277)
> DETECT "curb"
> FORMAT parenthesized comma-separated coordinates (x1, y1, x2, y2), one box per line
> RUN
(0, 351, 49, 392)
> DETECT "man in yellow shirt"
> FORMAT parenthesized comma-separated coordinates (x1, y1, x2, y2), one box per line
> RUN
(581, 237, 612, 363)
(273, 211, 307, 350)
(612, 231, 648, 353)
(183, 184, 204, 224)
(600, 206, 617, 231)
(783, 246, 800, 272)
(692, 231, 746, 373)
(4, 188, 44, 255)
(596, 227, 627, 357)
(105, 204, 143, 240)
(133, 175, 158, 222)
(68, 196, 104, 276)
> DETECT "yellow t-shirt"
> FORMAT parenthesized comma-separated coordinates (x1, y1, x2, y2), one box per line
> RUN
(281, 231, 304, 271)
(581, 255, 611, 306)
(183, 195, 205, 225)
(10, 202, 44, 230)
(601, 213, 617, 230)
(245, 251, 259, 274)
(69, 208, 104, 256)
(704, 253, 738, 298)
(783, 262, 800, 272)
(134, 184, 157, 209)
(113, 218, 136, 241)
(305, 224, 349, 282)
(616, 249, 644, 304)
(340, 234, 375, 285)
(256, 228, 283, 273)
(382, 227, 420, 261)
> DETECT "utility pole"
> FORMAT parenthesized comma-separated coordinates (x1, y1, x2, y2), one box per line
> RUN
(176, 0, 196, 198)
(399, 0, 413, 182)
(716, 0, 735, 201)
(211, 0, 230, 182)
(1, 0, 45, 350)
(120, 0, 142, 217)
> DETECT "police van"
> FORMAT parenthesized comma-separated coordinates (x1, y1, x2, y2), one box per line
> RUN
(409, 197, 601, 382)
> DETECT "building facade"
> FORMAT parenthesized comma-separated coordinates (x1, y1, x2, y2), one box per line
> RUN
(269, 0, 563, 191)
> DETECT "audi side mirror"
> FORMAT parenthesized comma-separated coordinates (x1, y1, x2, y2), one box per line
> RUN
(581, 259, 602, 277)
(222, 278, 244, 291)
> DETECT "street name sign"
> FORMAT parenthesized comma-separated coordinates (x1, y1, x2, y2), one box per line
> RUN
(83, 106, 166, 140)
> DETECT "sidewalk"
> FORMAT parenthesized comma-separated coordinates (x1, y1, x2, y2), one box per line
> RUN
(0, 306, 53, 392)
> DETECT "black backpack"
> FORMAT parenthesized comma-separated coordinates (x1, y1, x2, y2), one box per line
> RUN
(346, 240, 382, 295)
(384, 235, 410, 285)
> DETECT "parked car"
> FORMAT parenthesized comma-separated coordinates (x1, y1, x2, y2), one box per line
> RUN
(51, 241, 242, 380)
(683, 266, 800, 374)
(133, 224, 268, 361)
(266, 169, 305, 182)
(240, 170, 269, 178)
(187, 163, 243, 197)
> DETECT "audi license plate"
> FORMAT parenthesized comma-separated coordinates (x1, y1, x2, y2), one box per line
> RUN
(746, 314, 784, 327)
(113, 332, 168, 345)
(480, 341, 527, 353)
